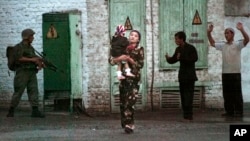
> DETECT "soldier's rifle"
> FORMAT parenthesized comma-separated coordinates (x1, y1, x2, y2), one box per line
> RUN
(34, 49, 64, 73)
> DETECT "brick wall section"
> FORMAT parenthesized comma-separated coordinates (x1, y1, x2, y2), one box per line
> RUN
(84, 0, 110, 111)
(0, 0, 89, 105)
(205, 0, 225, 109)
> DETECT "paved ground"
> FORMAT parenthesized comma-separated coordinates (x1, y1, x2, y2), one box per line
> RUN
(0, 107, 250, 141)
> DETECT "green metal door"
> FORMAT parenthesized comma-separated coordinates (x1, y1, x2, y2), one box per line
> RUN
(42, 12, 83, 112)
(43, 14, 71, 91)
(109, 0, 146, 113)
(159, 0, 208, 69)
(43, 13, 71, 91)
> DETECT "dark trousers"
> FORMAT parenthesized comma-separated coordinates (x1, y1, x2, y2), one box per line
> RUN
(179, 81, 195, 118)
(119, 79, 139, 128)
(222, 73, 243, 115)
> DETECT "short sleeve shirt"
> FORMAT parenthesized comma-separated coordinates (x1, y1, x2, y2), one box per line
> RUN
(16, 42, 37, 69)
(215, 40, 245, 73)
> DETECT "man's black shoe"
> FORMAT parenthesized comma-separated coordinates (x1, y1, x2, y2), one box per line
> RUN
(221, 113, 234, 117)
(6, 107, 14, 117)
(31, 110, 45, 118)
(6, 112, 14, 117)
(234, 113, 243, 118)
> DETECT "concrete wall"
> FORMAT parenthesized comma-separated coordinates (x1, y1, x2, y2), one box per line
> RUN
(0, 0, 250, 112)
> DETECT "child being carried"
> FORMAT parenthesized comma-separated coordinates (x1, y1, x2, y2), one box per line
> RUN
(110, 25, 135, 80)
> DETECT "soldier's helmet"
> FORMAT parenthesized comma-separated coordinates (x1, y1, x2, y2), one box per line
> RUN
(21, 28, 35, 39)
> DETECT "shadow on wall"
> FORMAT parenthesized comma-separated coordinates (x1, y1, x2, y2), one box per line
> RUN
(244, 102, 250, 110)
(242, 80, 250, 102)
(241, 46, 250, 103)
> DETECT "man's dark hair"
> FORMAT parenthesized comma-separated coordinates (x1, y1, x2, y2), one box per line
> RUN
(175, 31, 186, 42)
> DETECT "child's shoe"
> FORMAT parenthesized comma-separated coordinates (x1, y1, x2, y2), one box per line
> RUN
(117, 71, 125, 80)
(125, 68, 135, 77)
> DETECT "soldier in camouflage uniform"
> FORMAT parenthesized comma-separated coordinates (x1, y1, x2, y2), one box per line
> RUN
(6, 28, 45, 118)
(109, 30, 144, 134)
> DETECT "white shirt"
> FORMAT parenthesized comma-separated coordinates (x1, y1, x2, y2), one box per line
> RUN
(215, 40, 245, 73)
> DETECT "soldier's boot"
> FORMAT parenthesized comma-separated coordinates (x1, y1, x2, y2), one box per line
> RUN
(6, 107, 14, 117)
(31, 106, 45, 118)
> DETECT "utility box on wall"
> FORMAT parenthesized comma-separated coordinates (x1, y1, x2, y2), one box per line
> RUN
(42, 11, 83, 112)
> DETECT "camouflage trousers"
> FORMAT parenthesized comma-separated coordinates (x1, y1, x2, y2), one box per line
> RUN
(119, 79, 139, 128)
(10, 68, 39, 108)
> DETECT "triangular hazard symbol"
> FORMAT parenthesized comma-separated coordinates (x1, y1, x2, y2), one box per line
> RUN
(124, 16, 133, 30)
(192, 10, 202, 25)
(47, 24, 58, 38)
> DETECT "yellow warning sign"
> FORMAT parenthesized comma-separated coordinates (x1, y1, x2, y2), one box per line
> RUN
(47, 24, 58, 39)
(192, 10, 202, 25)
(124, 16, 133, 30)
